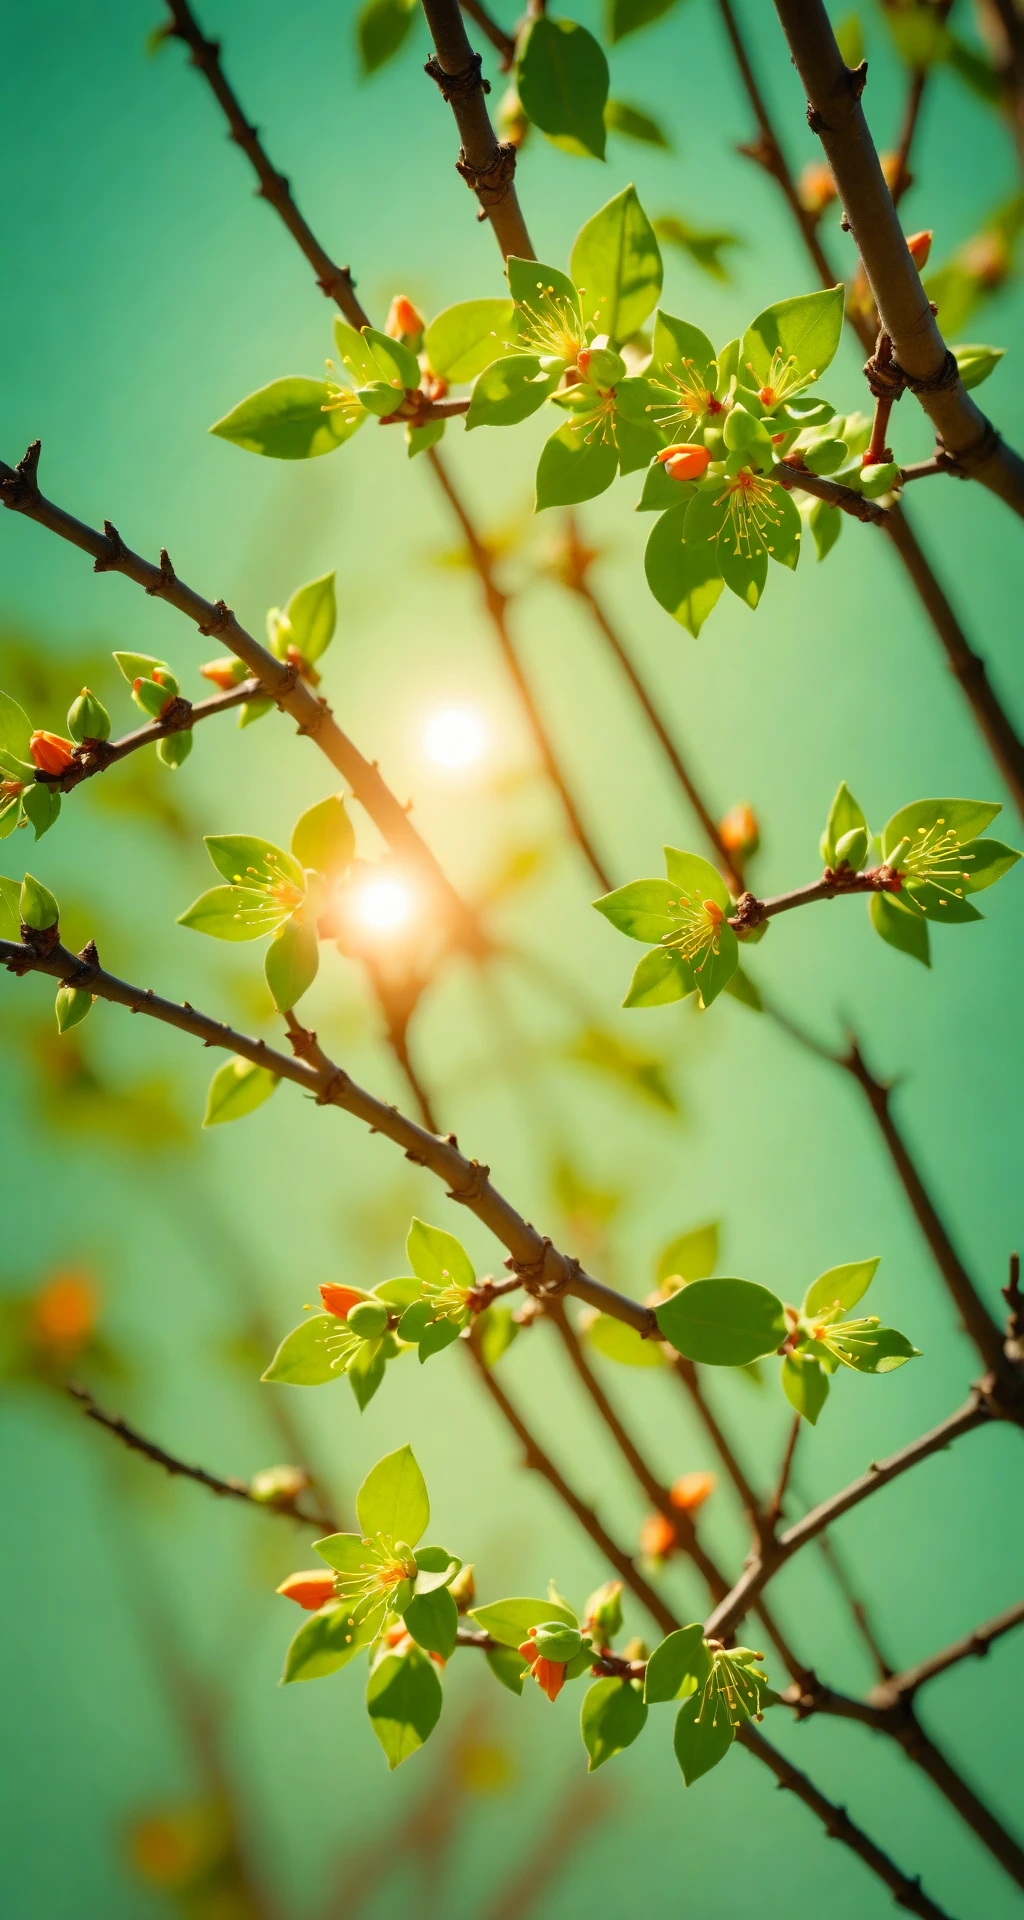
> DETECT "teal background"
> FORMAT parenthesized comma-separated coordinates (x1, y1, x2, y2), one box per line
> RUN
(1, 1, 1023, 1915)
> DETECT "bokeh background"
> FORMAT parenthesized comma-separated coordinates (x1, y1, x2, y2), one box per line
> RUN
(2, 1, 1023, 1914)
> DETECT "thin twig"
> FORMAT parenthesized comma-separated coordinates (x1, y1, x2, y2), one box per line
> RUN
(766, 1413, 801, 1529)
(458, 0, 516, 68)
(34, 677, 261, 794)
(868, 1597, 1024, 1708)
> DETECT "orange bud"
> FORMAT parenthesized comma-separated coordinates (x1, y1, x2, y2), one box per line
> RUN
(1, 778, 25, 799)
(656, 443, 710, 482)
(29, 730, 75, 775)
(320, 1283, 364, 1320)
(32, 1270, 97, 1350)
(276, 1570, 337, 1611)
(798, 160, 837, 216)
(720, 802, 760, 857)
(577, 348, 592, 378)
(386, 295, 424, 340)
(517, 1636, 538, 1660)
(200, 658, 245, 691)
(671, 1470, 717, 1514)
(906, 229, 933, 270)
(534, 1657, 566, 1703)
(639, 1511, 676, 1559)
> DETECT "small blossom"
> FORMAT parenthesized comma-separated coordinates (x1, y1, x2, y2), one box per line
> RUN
(320, 1283, 365, 1319)
(30, 730, 75, 775)
(906, 229, 933, 270)
(657, 443, 711, 483)
(639, 1511, 676, 1559)
(250, 1464, 309, 1505)
(385, 1622, 446, 1666)
(670, 1470, 717, 1514)
(517, 1631, 567, 1702)
(276, 1570, 338, 1611)
(386, 295, 425, 341)
(719, 803, 760, 858)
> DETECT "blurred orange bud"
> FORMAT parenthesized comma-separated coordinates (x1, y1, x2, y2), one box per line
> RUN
(199, 657, 247, 691)
(29, 731, 75, 775)
(276, 1570, 337, 1611)
(386, 295, 424, 341)
(639, 1511, 676, 1558)
(906, 229, 933, 270)
(320, 1284, 364, 1319)
(671, 1470, 717, 1514)
(798, 161, 837, 215)
(657, 443, 710, 482)
(1, 778, 25, 799)
(32, 1270, 98, 1351)
(249, 1463, 309, 1505)
(719, 802, 760, 858)
(285, 643, 320, 688)
(962, 231, 1010, 290)
(879, 151, 900, 191)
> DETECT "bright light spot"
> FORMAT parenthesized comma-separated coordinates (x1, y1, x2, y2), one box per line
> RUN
(424, 707, 486, 769)
(354, 877, 412, 932)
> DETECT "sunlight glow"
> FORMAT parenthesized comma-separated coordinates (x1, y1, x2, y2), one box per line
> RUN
(424, 707, 487, 769)
(353, 876, 413, 933)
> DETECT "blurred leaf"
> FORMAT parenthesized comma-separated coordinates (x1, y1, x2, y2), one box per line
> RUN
(656, 1222, 718, 1286)
(653, 214, 742, 282)
(606, 0, 682, 42)
(357, 0, 419, 76)
(604, 99, 672, 148)
(567, 1025, 679, 1114)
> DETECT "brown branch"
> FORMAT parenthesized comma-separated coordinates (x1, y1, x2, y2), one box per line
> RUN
(669, 1356, 767, 1529)
(458, 0, 517, 68)
(772, 459, 888, 523)
(772, 0, 1024, 518)
(812, 1526, 892, 1681)
(67, 1382, 338, 1531)
(419, 0, 532, 257)
(869, 1597, 1024, 1709)
(766, 1412, 801, 1529)
(0, 444, 483, 954)
(705, 1394, 992, 1642)
(34, 677, 261, 795)
(729, 862, 902, 930)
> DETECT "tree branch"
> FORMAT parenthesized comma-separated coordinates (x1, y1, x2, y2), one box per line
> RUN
(772, 459, 888, 523)
(419, 0, 532, 258)
(730, 863, 902, 929)
(458, 0, 516, 67)
(67, 1382, 338, 1531)
(868, 1597, 1024, 1709)
(32, 677, 261, 795)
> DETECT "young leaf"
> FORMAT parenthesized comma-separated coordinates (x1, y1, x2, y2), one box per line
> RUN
(348, 1337, 387, 1411)
(284, 572, 336, 662)
(22, 784, 61, 840)
(265, 920, 319, 1012)
(604, 100, 671, 149)
(485, 1645, 527, 1695)
(536, 422, 619, 509)
(805, 496, 842, 561)
(55, 985, 93, 1033)
(366, 1644, 443, 1770)
(961, 839, 1022, 892)
(644, 1625, 711, 1704)
(517, 16, 609, 161)
(622, 946, 694, 1007)
(834, 1326, 921, 1373)
(870, 891, 931, 966)
(663, 846, 730, 912)
(469, 1596, 577, 1648)
(581, 1677, 648, 1769)
(781, 1352, 830, 1425)
(205, 833, 306, 891)
(262, 1314, 361, 1385)
(403, 1584, 458, 1659)
(178, 885, 289, 941)
(407, 419, 445, 459)
(606, 0, 680, 39)
(0, 874, 22, 940)
(418, 1317, 463, 1364)
(582, 1309, 665, 1367)
(281, 1605, 366, 1683)
(362, 327, 422, 392)
(741, 288, 845, 394)
(882, 797, 1001, 862)
(820, 782, 868, 867)
(804, 1257, 880, 1320)
(291, 795, 355, 876)
(507, 255, 581, 320)
(593, 877, 679, 942)
(657, 1278, 787, 1366)
(203, 1057, 280, 1127)
(467, 355, 560, 429)
(0, 691, 32, 766)
(653, 215, 742, 283)
(656, 1223, 718, 1286)
(424, 300, 517, 383)
(357, 0, 418, 75)
(673, 1688, 735, 1785)
(645, 501, 724, 636)
(210, 378, 364, 459)
(636, 458, 688, 513)
(356, 1444, 430, 1546)
(407, 1219, 476, 1293)
(570, 186, 663, 345)
(478, 1306, 519, 1368)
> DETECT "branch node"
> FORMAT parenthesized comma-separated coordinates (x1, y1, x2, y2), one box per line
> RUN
(145, 547, 177, 596)
(424, 51, 490, 100)
(455, 141, 517, 208)
(197, 598, 233, 637)
(447, 1158, 491, 1204)
(0, 439, 42, 509)
(93, 520, 127, 573)
(316, 1069, 350, 1107)
(296, 697, 332, 737)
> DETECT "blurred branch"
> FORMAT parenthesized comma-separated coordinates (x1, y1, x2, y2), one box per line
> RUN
(868, 1596, 1024, 1709)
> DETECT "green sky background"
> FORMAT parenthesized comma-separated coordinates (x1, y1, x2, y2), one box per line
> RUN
(2, 1, 1023, 1915)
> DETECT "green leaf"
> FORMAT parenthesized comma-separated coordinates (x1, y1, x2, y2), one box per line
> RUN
(178, 885, 290, 941)
(0, 794, 22, 840)
(203, 1057, 280, 1126)
(517, 15, 609, 160)
(0, 873, 22, 940)
(396, 1299, 433, 1345)
(769, 485, 802, 570)
(282, 1605, 367, 1683)
(673, 1688, 734, 1785)
(882, 796, 1002, 860)
(22, 784, 61, 839)
(469, 1596, 577, 1648)
(835, 1326, 921, 1374)
(870, 891, 931, 966)
(366, 1644, 443, 1769)
(568, 1025, 677, 1113)
(583, 1309, 665, 1367)
(604, 99, 671, 149)
(478, 1306, 519, 1368)
(403, 1584, 458, 1659)
(651, 310, 718, 401)
(622, 946, 693, 1007)
(261, 1314, 360, 1385)
(285, 572, 336, 662)
(20, 873, 58, 930)
(205, 833, 306, 891)
(656, 1223, 718, 1286)
(644, 1625, 710, 1704)
(210, 378, 364, 459)
(663, 846, 730, 913)
(570, 186, 663, 345)
(362, 327, 422, 392)
(357, 1444, 429, 1546)
(348, 1337, 387, 1411)
(782, 1353, 830, 1424)
(581, 1677, 648, 1769)
(653, 216, 742, 283)
(55, 985, 93, 1033)
(805, 497, 842, 561)
(407, 1218, 475, 1293)
(507, 255, 582, 320)
(467, 354, 560, 429)
(331, 318, 381, 388)
(313, 1533, 376, 1575)
(645, 501, 723, 636)
(485, 1645, 527, 1694)
(0, 691, 32, 764)
(615, 416, 662, 475)
(952, 343, 1005, 392)
(536, 422, 619, 510)
(407, 419, 445, 459)
(606, 0, 681, 41)
(820, 781, 868, 866)
(637, 458, 688, 513)
(717, 511, 767, 608)
(593, 877, 679, 942)
(418, 1317, 463, 1363)
(265, 920, 319, 1012)
(424, 300, 517, 384)
(834, 12, 863, 67)
(377, 1276, 425, 1310)
(960, 838, 1020, 891)
(357, 0, 418, 75)
(804, 1257, 880, 1319)
(724, 962, 763, 1011)
(291, 795, 355, 876)
(657, 1277, 786, 1366)
(742, 288, 844, 393)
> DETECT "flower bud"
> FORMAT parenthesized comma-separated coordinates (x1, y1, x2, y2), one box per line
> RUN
(276, 1570, 337, 1611)
(496, 84, 530, 148)
(249, 1463, 310, 1505)
(578, 345, 626, 389)
(320, 1283, 366, 1320)
(30, 731, 75, 776)
(200, 656, 248, 691)
(31, 1270, 97, 1351)
(132, 674, 180, 719)
(834, 825, 868, 871)
(157, 730, 193, 769)
(656, 443, 710, 483)
(448, 1562, 476, 1611)
(798, 160, 837, 215)
(67, 689, 111, 745)
(803, 437, 847, 476)
(906, 229, 933, 270)
(532, 1621, 583, 1662)
(719, 802, 759, 858)
(584, 1579, 623, 1641)
(533, 1656, 566, 1702)
(670, 1470, 717, 1514)
(20, 873, 59, 931)
(348, 1298, 389, 1340)
(55, 984, 94, 1033)
(393, 1540, 419, 1578)
(538, 353, 568, 378)
(385, 295, 425, 347)
(953, 344, 1005, 392)
(885, 836, 911, 873)
(702, 424, 726, 460)
(357, 381, 402, 417)
(639, 1511, 676, 1559)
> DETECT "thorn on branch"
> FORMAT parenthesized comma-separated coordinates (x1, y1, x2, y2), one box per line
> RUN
(0, 439, 42, 509)
(92, 520, 127, 573)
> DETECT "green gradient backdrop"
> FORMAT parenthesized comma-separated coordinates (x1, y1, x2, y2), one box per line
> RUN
(2, 2, 1023, 1915)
